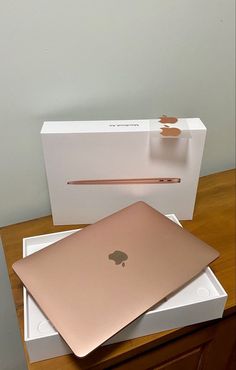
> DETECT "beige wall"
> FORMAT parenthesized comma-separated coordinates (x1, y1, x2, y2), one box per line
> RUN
(0, 0, 235, 226)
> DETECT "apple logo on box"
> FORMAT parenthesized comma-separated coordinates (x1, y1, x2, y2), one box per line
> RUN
(159, 115, 178, 124)
(160, 125, 181, 137)
(158, 115, 181, 137)
(109, 250, 128, 267)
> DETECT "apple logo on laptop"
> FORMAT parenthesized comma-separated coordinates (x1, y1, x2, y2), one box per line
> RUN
(109, 250, 128, 267)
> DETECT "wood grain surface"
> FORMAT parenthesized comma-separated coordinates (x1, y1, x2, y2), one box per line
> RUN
(0, 169, 235, 370)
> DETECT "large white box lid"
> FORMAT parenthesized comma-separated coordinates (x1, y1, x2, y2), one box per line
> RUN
(41, 118, 206, 224)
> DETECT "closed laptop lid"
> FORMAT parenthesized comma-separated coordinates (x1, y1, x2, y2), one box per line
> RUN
(13, 201, 219, 357)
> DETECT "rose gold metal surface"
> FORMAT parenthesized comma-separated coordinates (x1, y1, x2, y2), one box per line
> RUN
(67, 178, 181, 185)
(12, 202, 219, 358)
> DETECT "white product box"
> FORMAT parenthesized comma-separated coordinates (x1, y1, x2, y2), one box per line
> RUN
(23, 215, 227, 363)
(41, 118, 206, 224)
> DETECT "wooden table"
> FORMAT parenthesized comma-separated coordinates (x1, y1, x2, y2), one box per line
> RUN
(1, 169, 235, 370)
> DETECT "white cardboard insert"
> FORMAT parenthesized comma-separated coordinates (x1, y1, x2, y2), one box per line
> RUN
(23, 215, 227, 363)
(41, 118, 206, 224)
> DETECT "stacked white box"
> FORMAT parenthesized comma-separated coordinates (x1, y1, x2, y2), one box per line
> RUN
(41, 118, 206, 224)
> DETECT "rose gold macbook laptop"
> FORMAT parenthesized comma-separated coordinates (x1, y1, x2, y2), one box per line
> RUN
(13, 202, 219, 357)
